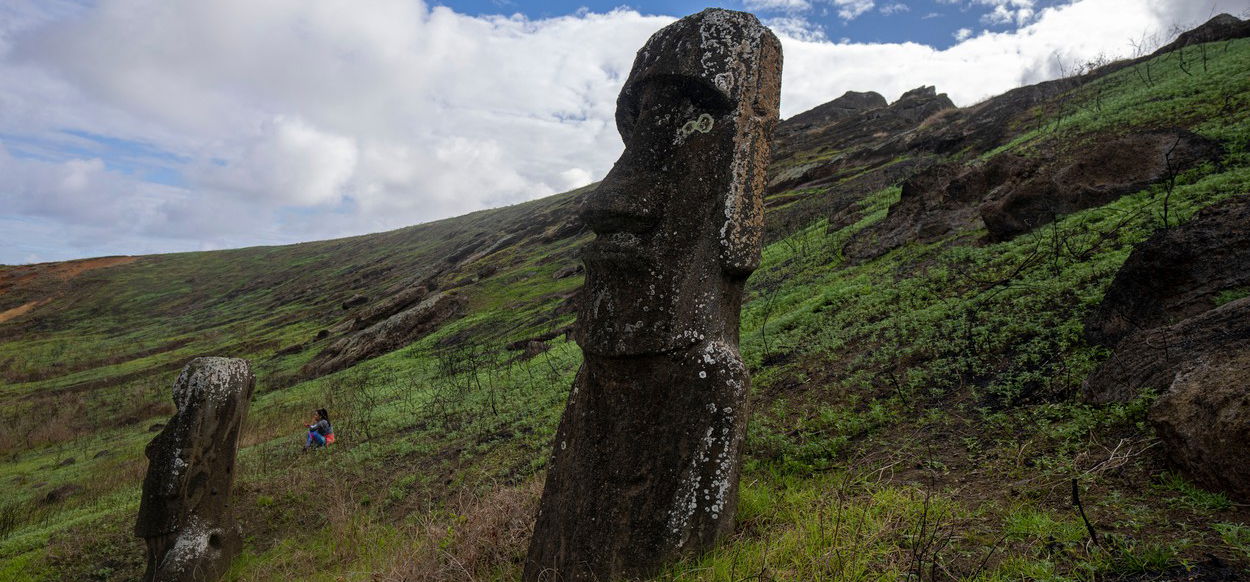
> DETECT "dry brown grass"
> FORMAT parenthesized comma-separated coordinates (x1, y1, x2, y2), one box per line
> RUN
(379, 477, 543, 581)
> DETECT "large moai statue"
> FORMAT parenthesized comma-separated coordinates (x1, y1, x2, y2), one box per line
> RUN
(524, 9, 781, 581)
(135, 357, 255, 582)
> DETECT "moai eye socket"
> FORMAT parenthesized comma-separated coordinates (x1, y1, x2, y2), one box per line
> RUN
(617, 75, 732, 145)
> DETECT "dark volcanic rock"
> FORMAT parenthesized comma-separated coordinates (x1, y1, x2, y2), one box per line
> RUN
(136, 357, 254, 582)
(769, 86, 955, 193)
(524, 9, 781, 582)
(1086, 197, 1250, 348)
(43, 483, 83, 504)
(304, 291, 465, 378)
(843, 154, 1032, 261)
(1150, 348, 1250, 501)
(551, 263, 583, 280)
(981, 130, 1222, 241)
(340, 294, 368, 310)
(1154, 13, 1250, 55)
(1084, 297, 1250, 405)
(776, 90, 885, 138)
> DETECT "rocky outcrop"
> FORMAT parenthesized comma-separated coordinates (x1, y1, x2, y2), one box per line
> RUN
(304, 291, 464, 378)
(769, 86, 954, 192)
(775, 90, 886, 139)
(524, 9, 781, 581)
(1084, 196, 1250, 499)
(843, 154, 1030, 261)
(1086, 197, 1250, 348)
(135, 357, 254, 582)
(981, 130, 1222, 241)
(1150, 348, 1250, 501)
(1154, 13, 1250, 55)
(1084, 297, 1250, 404)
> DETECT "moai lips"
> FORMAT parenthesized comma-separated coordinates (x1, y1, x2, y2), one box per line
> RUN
(524, 9, 781, 581)
(135, 357, 254, 582)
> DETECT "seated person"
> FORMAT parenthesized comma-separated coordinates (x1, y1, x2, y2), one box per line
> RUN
(304, 408, 334, 449)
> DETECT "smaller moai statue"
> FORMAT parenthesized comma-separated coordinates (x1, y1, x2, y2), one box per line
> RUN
(135, 357, 255, 582)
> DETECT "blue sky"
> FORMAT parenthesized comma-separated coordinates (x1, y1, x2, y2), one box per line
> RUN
(440, 0, 1067, 47)
(1, 0, 1247, 264)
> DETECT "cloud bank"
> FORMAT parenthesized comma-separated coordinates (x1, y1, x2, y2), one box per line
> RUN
(1, 0, 1246, 263)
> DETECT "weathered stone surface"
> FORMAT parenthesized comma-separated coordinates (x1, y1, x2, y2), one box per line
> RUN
(1084, 297, 1250, 405)
(842, 154, 1030, 261)
(303, 290, 464, 378)
(1086, 196, 1250, 349)
(980, 130, 1221, 241)
(1150, 348, 1250, 501)
(524, 9, 781, 582)
(136, 357, 254, 582)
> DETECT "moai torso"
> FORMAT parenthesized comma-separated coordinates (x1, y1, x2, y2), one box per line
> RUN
(524, 9, 781, 581)
(135, 357, 254, 582)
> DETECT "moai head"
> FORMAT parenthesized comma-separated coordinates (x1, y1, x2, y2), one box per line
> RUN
(135, 357, 254, 580)
(578, 9, 782, 356)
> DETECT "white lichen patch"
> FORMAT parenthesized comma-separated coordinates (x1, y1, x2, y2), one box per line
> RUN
(173, 357, 250, 413)
(161, 516, 218, 575)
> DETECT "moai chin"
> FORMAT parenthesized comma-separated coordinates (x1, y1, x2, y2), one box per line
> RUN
(524, 9, 781, 581)
(135, 357, 255, 582)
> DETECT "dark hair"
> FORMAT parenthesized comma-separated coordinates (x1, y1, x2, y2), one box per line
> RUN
(316, 408, 330, 422)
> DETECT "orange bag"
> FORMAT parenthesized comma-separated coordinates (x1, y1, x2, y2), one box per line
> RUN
(325, 433, 336, 445)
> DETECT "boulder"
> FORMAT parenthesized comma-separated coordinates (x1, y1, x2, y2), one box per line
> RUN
(1086, 196, 1250, 348)
(43, 483, 83, 504)
(843, 154, 1032, 261)
(1150, 348, 1250, 501)
(1084, 297, 1250, 405)
(981, 130, 1221, 241)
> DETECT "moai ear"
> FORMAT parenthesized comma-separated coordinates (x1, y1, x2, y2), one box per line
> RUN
(716, 31, 783, 278)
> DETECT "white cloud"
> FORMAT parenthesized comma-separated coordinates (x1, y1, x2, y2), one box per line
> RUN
(1, 0, 1249, 263)
(880, 3, 911, 15)
(775, 0, 1250, 114)
(954, 27, 974, 40)
(764, 16, 829, 42)
(746, 0, 813, 12)
(832, 0, 877, 20)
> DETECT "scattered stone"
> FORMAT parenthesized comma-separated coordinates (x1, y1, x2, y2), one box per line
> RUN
(314, 330, 329, 341)
(1150, 348, 1250, 501)
(57, 457, 75, 468)
(551, 264, 583, 280)
(340, 294, 368, 310)
(148, 423, 165, 433)
(1085, 196, 1250, 349)
(43, 483, 83, 504)
(135, 357, 255, 582)
(93, 450, 111, 459)
(524, 9, 781, 581)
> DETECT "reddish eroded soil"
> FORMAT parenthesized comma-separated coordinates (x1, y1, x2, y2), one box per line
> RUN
(0, 256, 139, 320)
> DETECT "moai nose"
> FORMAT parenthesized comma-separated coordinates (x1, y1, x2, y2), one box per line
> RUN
(581, 156, 663, 235)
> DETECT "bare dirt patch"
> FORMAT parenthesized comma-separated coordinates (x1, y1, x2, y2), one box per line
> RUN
(0, 299, 50, 323)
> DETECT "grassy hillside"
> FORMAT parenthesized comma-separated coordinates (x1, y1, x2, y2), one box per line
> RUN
(3, 32, 1250, 582)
